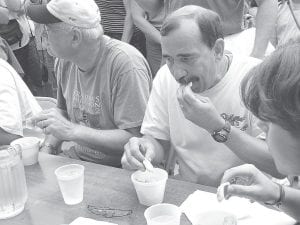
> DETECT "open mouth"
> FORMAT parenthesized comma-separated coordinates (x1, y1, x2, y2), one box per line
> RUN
(178, 76, 199, 85)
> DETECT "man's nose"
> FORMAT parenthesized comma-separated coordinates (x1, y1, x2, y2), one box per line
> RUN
(171, 66, 188, 84)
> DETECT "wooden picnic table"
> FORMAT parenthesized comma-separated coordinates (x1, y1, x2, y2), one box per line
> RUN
(0, 153, 215, 225)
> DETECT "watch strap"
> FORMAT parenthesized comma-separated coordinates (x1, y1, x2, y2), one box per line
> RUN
(211, 120, 231, 143)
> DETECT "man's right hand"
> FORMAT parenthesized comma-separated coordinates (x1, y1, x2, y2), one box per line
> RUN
(121, 137, 156, 171)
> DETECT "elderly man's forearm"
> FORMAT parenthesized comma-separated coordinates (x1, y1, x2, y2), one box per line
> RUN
(71, 124, 137, 156)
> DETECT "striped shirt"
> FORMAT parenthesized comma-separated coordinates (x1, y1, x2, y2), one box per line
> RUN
(95, 0, 128, 34)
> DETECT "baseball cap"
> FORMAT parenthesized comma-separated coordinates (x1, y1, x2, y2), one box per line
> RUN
(27, 0, 101, 28)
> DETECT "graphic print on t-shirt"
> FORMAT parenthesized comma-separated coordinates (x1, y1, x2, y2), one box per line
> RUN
(72, 90, 102, 128)
(221, 113, 248, 131)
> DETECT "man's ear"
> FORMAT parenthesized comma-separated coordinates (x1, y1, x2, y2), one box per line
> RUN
(71, 27, 82, 47)
(213, 38, 224, 62)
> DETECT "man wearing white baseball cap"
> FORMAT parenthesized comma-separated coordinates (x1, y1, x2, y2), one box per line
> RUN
(26, 0, 152, 167)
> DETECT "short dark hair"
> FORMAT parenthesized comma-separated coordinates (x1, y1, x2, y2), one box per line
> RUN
(241, 40, 300, 133)
(160, 6, 224, 49)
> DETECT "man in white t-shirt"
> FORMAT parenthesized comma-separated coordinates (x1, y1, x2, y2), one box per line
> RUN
(121, 6, 283, 187)
(0, 58, 41, 145)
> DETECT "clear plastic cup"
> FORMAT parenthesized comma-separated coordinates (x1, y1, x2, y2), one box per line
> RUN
(54, 164, 84, 205)
(144, 203, 181, 225)
(10, 137, 40, 166)
(131, 168, 168, 206)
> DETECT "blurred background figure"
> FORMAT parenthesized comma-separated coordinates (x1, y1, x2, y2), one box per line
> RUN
(0, 0, 47, 96)
(271, 0, 300, 48)
(30, 0, 57, 98)
(131, 0, 165, 76)
(95, 0, 146, 56)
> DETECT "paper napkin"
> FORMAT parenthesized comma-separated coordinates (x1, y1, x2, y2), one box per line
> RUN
(180, 190, 296, 225)
(69, 217, 118, 225)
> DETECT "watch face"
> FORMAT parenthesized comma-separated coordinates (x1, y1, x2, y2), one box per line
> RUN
(212, 133, 227, 143)
(211, 121, 231, 143)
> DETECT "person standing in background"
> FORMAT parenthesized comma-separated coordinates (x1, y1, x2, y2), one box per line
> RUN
(95, 0, 146, 56)
(131, 0, 165, 76)
(0, 0, 45, 96)
(271, 0, 300, 48)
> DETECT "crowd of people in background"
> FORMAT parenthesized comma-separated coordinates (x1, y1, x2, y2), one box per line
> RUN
(1, 0, 300, 221)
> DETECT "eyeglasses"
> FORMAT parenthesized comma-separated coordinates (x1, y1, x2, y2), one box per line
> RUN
(87, 205, 133, 218)
(40, 24, 68, 47)
(285, 0, 300, 31)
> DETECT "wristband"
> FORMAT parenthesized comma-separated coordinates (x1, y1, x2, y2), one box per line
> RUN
(264, 183, 285, 207)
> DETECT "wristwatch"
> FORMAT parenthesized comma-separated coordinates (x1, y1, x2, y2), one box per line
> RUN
(211, 120, 231, 143)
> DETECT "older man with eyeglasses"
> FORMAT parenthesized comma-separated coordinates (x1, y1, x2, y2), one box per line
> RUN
(26, 0, 152, 167)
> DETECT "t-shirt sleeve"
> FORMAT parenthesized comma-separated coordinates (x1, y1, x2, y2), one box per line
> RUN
(141, 66, 170, 141)
(113, 68, 151, 129)
(55, 59, 67, 111)
(0, 64, 23, 136)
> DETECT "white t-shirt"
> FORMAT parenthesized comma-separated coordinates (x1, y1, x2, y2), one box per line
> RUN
(224, 28, 274, 58)
(0, 59, 41, 136)
(141, 55, 262, 187)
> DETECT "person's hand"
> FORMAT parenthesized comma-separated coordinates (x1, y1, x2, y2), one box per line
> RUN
(177, 84, 225, 133)
(30, 109, 77, 141)
(221, 164, 280, 204)
(121, 137, 156, 171)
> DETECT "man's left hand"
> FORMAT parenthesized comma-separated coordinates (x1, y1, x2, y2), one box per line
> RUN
(177, 84, 225, 133)
(30, 108, 77, 141)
